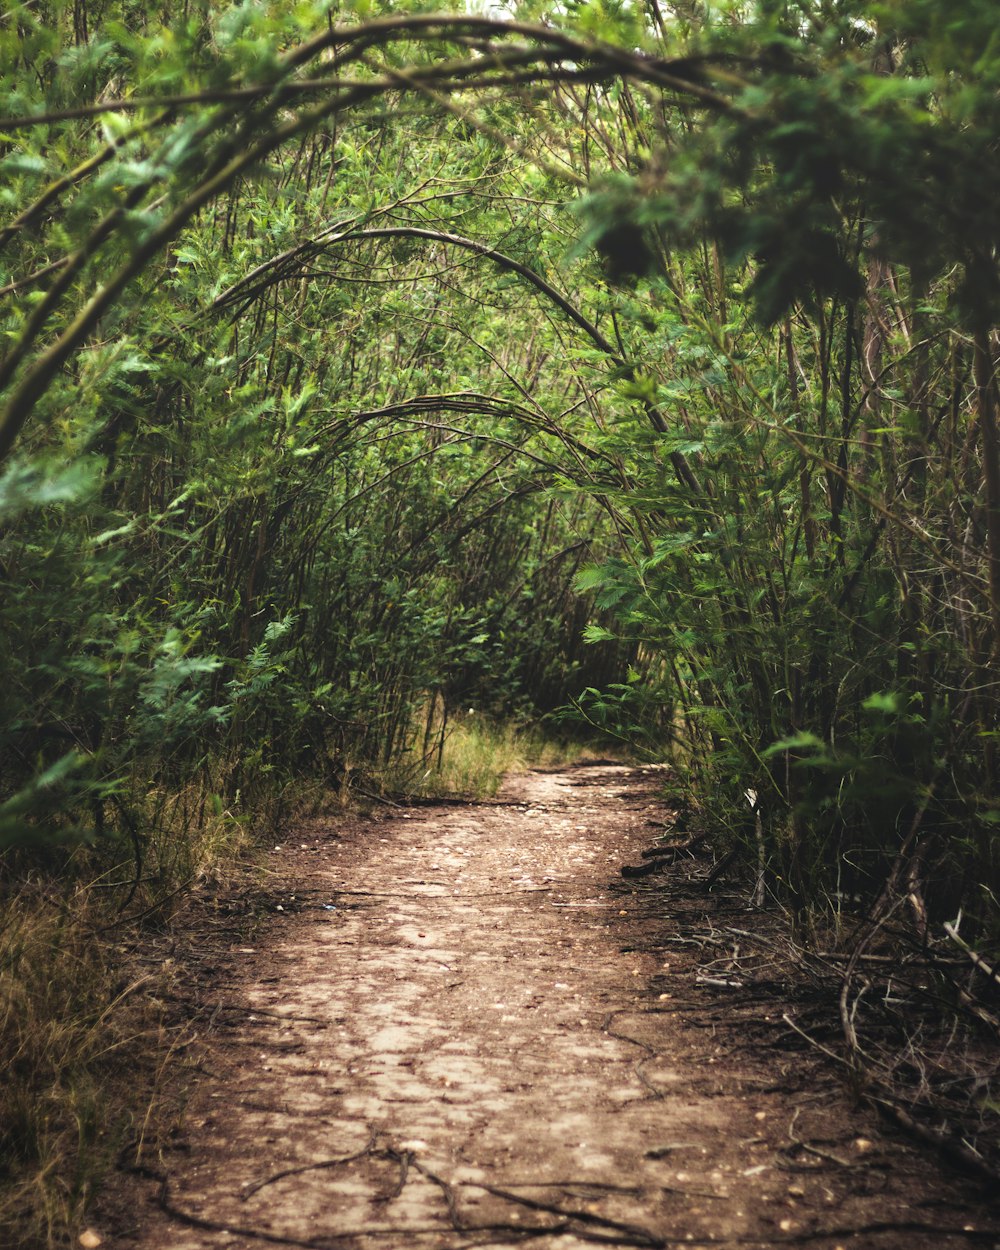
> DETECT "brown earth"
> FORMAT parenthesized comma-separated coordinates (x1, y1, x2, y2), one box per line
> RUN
(102, 763, 1000, 1249)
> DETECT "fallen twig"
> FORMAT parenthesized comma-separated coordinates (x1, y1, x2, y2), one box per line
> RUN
(469, 1182, 665, 1247)
(239, 1129, 377, 1198)
(783, 1013, 1000, 1185)
(640, 834, 707, 860)
(944, 921, 1000, 993)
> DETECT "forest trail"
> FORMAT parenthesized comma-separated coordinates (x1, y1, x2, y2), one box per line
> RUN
(108, 764, 998, 1250)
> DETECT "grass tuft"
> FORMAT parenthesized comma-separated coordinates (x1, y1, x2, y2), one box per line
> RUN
(377, 713, 583, 800)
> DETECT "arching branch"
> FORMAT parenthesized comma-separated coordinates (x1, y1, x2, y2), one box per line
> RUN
(214, 225, 623, 363)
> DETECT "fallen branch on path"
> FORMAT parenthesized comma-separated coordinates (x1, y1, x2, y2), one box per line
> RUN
(332, 887, 554, 898)
(238, 1129, 378, 1199)
(206, 1002, 330, 1028)
(467, 1182, 666, 1247)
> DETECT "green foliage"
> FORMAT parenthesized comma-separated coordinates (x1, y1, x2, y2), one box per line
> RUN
(573, 1, 1000, 326)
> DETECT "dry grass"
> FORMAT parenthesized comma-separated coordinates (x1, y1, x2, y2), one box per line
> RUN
(0, 875, 173, 1249)
(0, 784, 261, 1249)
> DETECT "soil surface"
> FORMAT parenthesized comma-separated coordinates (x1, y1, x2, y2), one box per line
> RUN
(106, 764, 1000, 1249)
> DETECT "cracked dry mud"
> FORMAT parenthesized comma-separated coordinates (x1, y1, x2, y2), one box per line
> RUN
(113, 764, 999, 1249)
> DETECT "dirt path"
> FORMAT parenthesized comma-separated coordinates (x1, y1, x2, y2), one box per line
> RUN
(109, 764, 998, 1249)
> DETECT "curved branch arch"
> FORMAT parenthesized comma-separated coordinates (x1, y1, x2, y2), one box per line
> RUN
(214, 225, 623, 363)
(213, 223, 702, 494)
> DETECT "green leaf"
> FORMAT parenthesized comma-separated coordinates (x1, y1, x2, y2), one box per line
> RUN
(582, 624, 617, 643)
(762, 732, 827, 758)
(862, 692, 902, 714)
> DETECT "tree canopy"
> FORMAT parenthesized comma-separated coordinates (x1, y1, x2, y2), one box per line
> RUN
(3, 0, 1000, 938)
